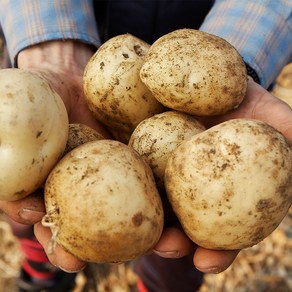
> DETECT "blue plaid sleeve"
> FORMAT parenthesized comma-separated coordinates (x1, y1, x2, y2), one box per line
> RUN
(200, 0, 292, 88)
(0, 0, 100, 64)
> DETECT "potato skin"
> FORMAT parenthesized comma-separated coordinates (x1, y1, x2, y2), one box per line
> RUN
(165, 119, 292, 250)
(83, 34, 164, 132)
(64, 123, 104, 155)
(129, 111, 205, 188)
(0, 69, 68, 201)
(44, 140, 164, 263)
(140, 29, 247, 116)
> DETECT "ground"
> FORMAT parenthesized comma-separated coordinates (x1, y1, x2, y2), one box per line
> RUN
(0, 39, 291, 292)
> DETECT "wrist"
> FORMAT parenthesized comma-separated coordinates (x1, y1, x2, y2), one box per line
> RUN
(17, 40, 95, 74)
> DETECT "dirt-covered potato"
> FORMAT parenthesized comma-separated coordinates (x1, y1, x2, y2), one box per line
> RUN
(0, 69, 68, 201)
(165, 119, 292, 250)
(43, 140, 164, 263)
(83, 34, 164, 132)
(129, 111, 205, 188)
(140, 29, 247, 116)
(64, 123, 104, 155)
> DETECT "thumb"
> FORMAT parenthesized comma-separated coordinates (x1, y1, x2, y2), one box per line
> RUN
(0, 190, 46, 225)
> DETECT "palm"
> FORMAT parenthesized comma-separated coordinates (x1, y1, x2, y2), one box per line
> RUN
(203, 79, 292, 144)
(31, 69, 110, 138)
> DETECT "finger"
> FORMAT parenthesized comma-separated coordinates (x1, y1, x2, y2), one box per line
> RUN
(34, 222, 86, 273)
(201, 79, 292, 143)
(245, 80, 292, 142)
(153, 227, 195, 258)
(199, 78, 260, 128)
(193, 247, 240, 274)
(0, 190, 46, 225)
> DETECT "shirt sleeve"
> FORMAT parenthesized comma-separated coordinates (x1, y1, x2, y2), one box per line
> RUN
(0, 0, 101, 64)
(200, 0, 292, 89)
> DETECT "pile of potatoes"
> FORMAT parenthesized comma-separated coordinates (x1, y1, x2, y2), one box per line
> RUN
(1, 29, 291, 264)
(83, 29, 292, 252)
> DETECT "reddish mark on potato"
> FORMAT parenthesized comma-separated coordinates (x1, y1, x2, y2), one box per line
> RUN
(132, 212, 143, 226)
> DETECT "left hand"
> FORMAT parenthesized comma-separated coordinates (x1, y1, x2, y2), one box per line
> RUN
(153, 78, 292, 273)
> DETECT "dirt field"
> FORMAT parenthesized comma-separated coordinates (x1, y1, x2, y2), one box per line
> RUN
(0, 38, 291, 292)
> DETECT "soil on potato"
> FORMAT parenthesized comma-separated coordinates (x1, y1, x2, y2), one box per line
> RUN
(0, 37, 291, 292)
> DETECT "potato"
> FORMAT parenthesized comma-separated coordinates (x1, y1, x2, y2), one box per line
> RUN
(0, 69, 68, 201)
(43, 140, 164, 263)
(140, 29, 247, 116)
(275, 63, 292, 89)
(64, 123, 104, 155)
(83, 34, 164, 132)
(129, 111, 205, 188)
(271, 84, 292, 108)
(165, 119, 292, 250)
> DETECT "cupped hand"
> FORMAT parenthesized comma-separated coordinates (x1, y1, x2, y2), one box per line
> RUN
(202, 78, 292, 143)
(153, 78, 292, 273)
(17, 40, 110, 138)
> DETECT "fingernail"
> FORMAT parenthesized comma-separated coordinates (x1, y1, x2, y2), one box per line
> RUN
(153, 249, 180, 258)
(195, 266, 223, 274)
(58, 264, 86, 274)
(19, 208, 46, 222)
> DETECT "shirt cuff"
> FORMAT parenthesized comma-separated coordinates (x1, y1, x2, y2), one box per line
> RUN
(0, 0, 101, 65)
(200, 0, 292, 89)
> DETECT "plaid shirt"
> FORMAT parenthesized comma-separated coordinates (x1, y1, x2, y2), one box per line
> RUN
(201, 0, 292, 88)
(0, 0, 291, 88)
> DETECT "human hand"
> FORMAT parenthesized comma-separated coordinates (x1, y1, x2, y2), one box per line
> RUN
(153, 78, 292, 273)
(17, 41, 110, 138)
